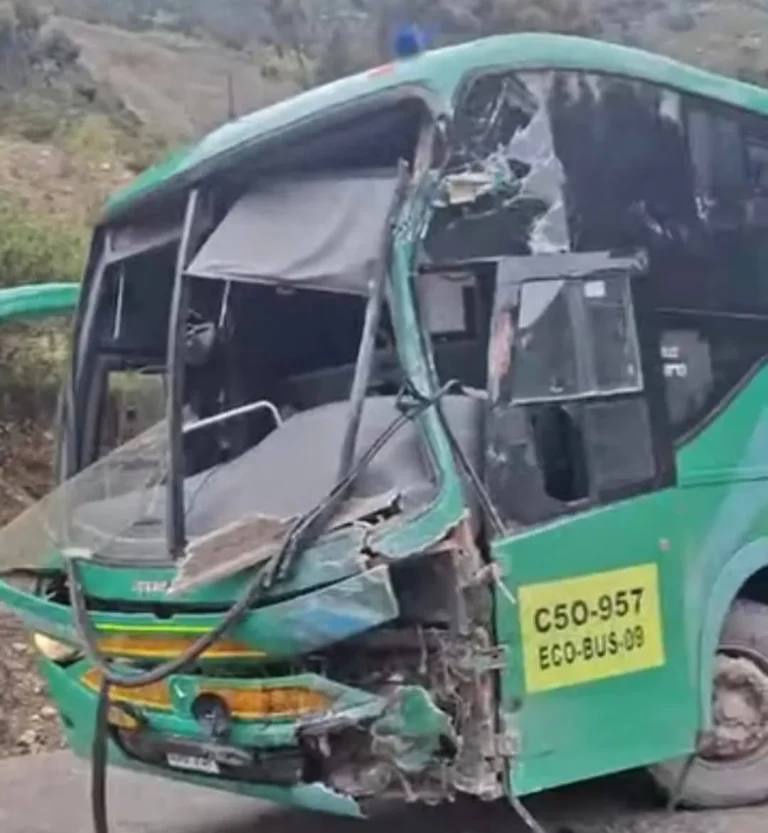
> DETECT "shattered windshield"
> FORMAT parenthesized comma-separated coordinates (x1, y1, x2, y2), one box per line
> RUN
(425, 71, 568, 264)
(0, 416, 170, 572)
(0, 169, 413, 572)
(0, 279, 410, 574)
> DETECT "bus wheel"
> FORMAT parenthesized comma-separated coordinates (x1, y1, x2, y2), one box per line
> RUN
(650, 598, 768, 809)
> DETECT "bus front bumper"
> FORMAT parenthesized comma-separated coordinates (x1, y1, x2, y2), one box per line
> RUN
(40, 656, 373, 817)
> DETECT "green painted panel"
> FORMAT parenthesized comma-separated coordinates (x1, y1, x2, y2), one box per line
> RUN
(494, 489, 696, 796)
(59, 659, 384, 750)
(76, 526, 369, 605)
(42, 661, 362, 816)
(0, 565, 399, 659)
(674, 367, 768, 723)
(0, 283, 79, 322)
(494, 366, 768, 797)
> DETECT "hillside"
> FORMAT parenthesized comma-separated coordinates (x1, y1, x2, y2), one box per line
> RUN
(53, 17, 298, 140)
(45, 1, 768, 138)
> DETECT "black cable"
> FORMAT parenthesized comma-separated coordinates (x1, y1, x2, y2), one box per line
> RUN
(429, 390, 505, 537)
(264, 379, 457, 586)
(510, 793, 551, 833)
(68, 379, 457, 689)
(91, 679, 110, 833)
(2, 377, 552, 833)
(65, 378, 454, 833)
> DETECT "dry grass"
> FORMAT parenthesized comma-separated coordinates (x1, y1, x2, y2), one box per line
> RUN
(0, 416, 64, 759)
(0, 129, 131, 224)
(54, 16, 300, 141)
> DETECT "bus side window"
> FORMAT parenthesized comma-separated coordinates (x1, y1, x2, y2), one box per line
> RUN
(581, 398, 655, 494)
(96, 369, 166, 458)
(529, 403, 588, 504)
(660, 330, 713, 433)
(486, 256, 661, 530)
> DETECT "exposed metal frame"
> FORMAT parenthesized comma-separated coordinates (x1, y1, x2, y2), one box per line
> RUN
(166, 189, 202, 559)
(337, 161, 410, 480)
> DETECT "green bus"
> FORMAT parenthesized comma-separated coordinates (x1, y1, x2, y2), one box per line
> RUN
(2, 31, 768, 827)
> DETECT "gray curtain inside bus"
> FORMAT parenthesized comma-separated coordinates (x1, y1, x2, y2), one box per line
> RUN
(186, 169, 401, 295)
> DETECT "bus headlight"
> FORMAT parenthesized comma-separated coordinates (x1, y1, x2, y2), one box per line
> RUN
(33, 633, 82, 663)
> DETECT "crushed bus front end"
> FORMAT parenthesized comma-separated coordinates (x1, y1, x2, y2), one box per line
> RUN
(8, 29, 757, 822)
(0, 100, 505, 811)
(0, 426, 501, 814)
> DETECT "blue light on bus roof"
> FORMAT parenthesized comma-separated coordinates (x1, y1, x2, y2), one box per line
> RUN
(393, 24, 431, 59)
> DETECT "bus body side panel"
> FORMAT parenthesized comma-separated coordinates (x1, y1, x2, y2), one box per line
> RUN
(494, 365, 768, 798)
(492, 489, 696, 797)
(675, 366, 768, 725)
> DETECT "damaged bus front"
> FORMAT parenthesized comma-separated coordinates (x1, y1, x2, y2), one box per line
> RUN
(9, 32, 768, 825)
(0, 104, 503, 812)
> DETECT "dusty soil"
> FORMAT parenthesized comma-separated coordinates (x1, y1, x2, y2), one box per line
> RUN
(0, 133, 132, 223)
(0, 417, 65, 759)
(55, 17, 298, 140)
(0, 613, 66, 759)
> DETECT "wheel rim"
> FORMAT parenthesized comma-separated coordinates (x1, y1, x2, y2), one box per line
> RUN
(698, 651, 768, 763)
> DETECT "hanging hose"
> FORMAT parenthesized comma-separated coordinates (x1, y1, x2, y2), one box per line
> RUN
(1, 377, 555, 833)
(91, 679, 111, 833)
(64, 379, 458, 833)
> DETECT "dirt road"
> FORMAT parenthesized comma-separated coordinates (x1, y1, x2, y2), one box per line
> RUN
(0, 752, 765, 833)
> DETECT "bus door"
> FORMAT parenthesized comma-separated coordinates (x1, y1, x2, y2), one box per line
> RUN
(484, 252, 697, 795)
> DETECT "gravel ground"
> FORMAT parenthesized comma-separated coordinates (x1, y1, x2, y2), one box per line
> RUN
(0, 421, 66, 759)
(0, 753, 765, 833)
(0, 611, 66, 758)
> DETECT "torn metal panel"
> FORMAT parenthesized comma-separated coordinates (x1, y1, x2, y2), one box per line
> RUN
(304, 719, 441, 804)
(2, 564, 400, 659)
(330, 490, 402, 530)
(366, 486, 481, 563)
(371, 686, 456, 774)
(251, 565, 400, 655)
(450, 628, 505, 800)
(172, 514, 294, 596)
(169, 491, 400, 597)
(403, 515, 492, 633)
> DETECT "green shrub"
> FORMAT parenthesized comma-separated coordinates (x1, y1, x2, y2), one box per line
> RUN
(117, 128, 170, 174)
(12, 99, 60, 142)
(0, 191, 86, 287)
(62, 112, 118, 161)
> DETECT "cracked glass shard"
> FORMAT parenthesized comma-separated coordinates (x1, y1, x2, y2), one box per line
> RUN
(427, 71, 569, 260)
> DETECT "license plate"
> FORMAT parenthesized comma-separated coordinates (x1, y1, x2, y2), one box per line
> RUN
(166, 753, 220, 775)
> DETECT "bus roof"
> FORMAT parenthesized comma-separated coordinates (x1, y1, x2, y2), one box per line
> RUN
(104, 32, 768, 223)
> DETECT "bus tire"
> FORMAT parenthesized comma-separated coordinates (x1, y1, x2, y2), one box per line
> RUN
(650, 598, 768, 809)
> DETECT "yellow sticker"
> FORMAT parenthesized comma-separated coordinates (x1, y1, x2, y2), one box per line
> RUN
(518, 564, 665, 693)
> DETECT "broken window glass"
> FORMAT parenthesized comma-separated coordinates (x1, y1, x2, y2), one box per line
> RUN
(97, 368, 166, 458)
(584, 277, 642, 392)
(512, 280, 578, 400)
(511, 274, 642, 404)
(417, 264, 495, 392)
